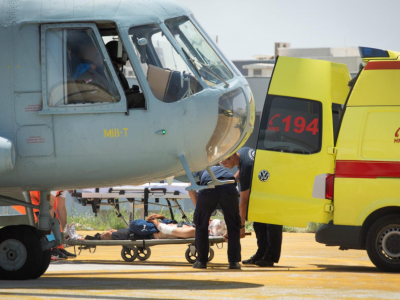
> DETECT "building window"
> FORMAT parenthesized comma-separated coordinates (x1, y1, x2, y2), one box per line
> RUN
(253, 69, 262, 76)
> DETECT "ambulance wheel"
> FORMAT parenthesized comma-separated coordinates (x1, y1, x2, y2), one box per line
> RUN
(121, 246, 138, 262)
(0, 225, 43, 280)
(185, 247, 214, 264)
(137, 247, 151, 261)
(366, 214, 400, 272)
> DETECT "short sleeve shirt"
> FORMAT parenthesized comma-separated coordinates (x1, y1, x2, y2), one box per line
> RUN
(237, 147, 255, 191)
(194, 166, 235, 186)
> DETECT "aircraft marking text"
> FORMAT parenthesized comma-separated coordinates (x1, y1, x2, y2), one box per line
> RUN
(104, 128, 128, 138)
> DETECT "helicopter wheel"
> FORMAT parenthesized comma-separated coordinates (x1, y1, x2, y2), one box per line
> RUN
(121, 246, 138, 262)
(0, 225, 43, 280)
(137, 246, 151, 261)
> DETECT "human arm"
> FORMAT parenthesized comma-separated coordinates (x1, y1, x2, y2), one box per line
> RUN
(146, 214, 165, 221)
(187, 182, 198, 206)
(239, 189, 250, 238)
(148, 218, 161, 227)
(234, 170, 239, 182)
(56, 196, 67, 231)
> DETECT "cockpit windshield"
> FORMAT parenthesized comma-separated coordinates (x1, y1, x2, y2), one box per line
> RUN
(129, 24, 203, 103)
(165, 17, 234, 87)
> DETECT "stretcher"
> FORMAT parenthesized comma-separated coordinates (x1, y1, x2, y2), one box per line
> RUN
(67, 183, 225, 263)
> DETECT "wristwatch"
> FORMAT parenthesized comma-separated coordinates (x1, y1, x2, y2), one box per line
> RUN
(240, 225, 245, 229)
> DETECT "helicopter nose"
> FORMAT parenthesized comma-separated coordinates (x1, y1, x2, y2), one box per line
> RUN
(205, 86, 255, 163)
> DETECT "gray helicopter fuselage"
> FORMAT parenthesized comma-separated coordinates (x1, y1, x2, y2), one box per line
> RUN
(0, 0, 254, 193)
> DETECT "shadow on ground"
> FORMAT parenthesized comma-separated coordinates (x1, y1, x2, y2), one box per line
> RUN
(0, 277, 262, 292)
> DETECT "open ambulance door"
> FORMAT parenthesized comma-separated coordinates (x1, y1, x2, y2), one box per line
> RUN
(248, 56, 350, 228)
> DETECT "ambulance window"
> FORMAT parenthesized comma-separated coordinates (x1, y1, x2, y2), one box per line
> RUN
(45, 28, 121, 107)
(258, 96, 322, 154)
(129, 24, 203, 103)
(332, 103, 343, 142)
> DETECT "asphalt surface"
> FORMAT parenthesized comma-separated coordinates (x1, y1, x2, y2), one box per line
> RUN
(1, 232, 399, 300)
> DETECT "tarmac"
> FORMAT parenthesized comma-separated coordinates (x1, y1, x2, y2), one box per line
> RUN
(1, 231, 399, 300)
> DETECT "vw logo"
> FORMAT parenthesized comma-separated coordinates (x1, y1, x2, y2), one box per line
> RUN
(258, 170, 269, 182)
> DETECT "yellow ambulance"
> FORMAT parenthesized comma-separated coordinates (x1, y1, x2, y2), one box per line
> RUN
(248, 47, 400, 272)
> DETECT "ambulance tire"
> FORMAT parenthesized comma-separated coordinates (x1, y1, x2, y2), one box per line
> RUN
(366, 214, 400, 272)
(121, 246, 138, 262)
(0, 225, 43, 280)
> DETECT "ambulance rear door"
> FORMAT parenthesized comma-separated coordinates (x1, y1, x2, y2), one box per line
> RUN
(248, 56, 350, 227)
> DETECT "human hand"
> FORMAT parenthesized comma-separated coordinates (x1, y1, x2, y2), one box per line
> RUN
(223, 232, 228, 242)
(240, 228, 246, 238)
(147, 214, 164, 221)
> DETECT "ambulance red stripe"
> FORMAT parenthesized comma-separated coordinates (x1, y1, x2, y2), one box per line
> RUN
(335, 160, 400, 178)
(364, 61, 400, 70)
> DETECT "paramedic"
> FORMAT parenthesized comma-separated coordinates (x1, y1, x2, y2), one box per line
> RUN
(220, 147, 283, 267)
(189, 166, 241, 270)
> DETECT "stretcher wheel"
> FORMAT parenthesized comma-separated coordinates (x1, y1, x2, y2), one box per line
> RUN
(121, 246, 138, 262)
(185, 246, 214, 264)
(137, 246, 151, 261)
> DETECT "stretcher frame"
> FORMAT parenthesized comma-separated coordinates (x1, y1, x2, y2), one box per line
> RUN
(66, 186, 225, 263)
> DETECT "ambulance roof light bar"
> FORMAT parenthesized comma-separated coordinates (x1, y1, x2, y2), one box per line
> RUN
(359, 47, 389, 59)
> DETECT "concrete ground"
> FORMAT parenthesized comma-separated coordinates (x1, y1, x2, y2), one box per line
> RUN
(1, 232, 399, 300)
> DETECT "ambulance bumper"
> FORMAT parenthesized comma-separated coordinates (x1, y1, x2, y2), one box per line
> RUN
(315, 222, 364, 250)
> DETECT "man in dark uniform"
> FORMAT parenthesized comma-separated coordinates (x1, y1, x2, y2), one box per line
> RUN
(221, 147, 283, 267)
(105, 40, 145, 109)
(189, 166, 242, 269)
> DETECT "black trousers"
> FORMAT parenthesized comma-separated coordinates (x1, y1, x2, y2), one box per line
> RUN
(193, 184, 241, 263)
(253, 222, 283, 263)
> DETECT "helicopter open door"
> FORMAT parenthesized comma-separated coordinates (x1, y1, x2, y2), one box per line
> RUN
(248, 56, 350, 228)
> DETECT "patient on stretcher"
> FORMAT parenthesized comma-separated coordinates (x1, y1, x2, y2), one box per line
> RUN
(85, 214, 226, 241)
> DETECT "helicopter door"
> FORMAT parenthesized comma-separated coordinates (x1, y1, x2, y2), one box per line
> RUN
(248, 56, 350, 228)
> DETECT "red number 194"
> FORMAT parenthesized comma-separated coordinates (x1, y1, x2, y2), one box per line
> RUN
(282, 116, 319, 135)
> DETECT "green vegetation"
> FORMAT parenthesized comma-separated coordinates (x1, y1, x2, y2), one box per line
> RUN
(68, 208, 323, 233)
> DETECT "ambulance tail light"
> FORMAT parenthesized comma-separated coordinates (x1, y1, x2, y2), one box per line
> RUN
(325, 174, 335, 200)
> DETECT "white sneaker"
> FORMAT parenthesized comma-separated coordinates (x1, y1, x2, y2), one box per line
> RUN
(66, 222, 82, 241)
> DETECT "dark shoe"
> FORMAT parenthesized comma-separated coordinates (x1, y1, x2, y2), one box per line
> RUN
(51, 248, 68, 260)
(255, 257, 274, 267)
(193, 261, 207, 269)
(59, 248, 77, 258)
(228, 262, 241, 269)
(242, 254, 262, 265)
(85, 233, 101, 240)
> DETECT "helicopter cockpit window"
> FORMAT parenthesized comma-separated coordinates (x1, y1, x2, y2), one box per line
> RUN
(129, 24, 203, 103)
(165, 17, 233, 87)
(45, 28, 121, 107)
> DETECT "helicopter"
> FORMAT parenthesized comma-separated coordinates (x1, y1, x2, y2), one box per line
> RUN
(0, 0, 255, 279)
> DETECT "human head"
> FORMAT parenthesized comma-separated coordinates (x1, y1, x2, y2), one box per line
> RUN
(220, 153, 238, 169)
(80, 43, 104, 68)
(105, 40, 128, 66)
